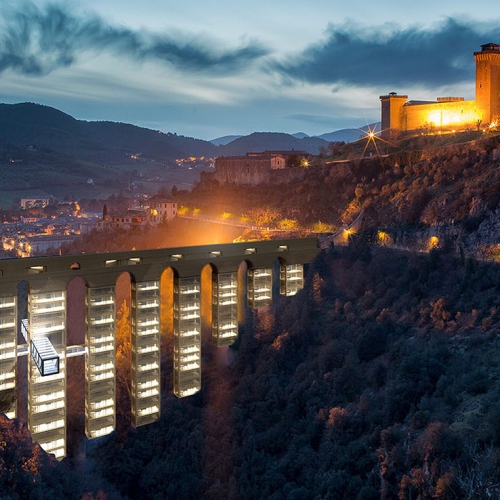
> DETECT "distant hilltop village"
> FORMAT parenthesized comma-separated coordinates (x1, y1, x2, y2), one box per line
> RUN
(380, 43, 500, 139)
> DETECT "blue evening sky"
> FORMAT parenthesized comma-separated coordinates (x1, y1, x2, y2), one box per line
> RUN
(0, 0, 498, 139)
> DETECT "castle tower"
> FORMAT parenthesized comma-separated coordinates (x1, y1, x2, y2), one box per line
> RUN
(474, 43, 500, 124)
(380, 92, 408, 139)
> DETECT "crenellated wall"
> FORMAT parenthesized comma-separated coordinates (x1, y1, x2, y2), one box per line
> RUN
(381, 43, 500, 139)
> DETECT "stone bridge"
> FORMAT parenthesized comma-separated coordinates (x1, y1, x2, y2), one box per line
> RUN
(0, 238, 319, 459)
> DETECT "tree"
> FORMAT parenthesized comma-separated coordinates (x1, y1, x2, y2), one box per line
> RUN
(328, 141, 345, 156)
(115, 299, 132, 426)
(246, 207, 281, 227)
(278, 219, 299, 231)
(286, 154, 300, 168)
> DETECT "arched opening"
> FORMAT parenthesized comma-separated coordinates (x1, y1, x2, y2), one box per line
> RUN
(66, 275, 87, 459)
(201, 263, 216, 343)
(238, 260, 249, 325)
(114, 272, 132, 430)
(160, 267, 176, 396)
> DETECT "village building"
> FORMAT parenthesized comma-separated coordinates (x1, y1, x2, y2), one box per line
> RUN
(148, 196, 178, 224)
(97, 208, 149, 231)
(96, 196, 178, 230)
(19, 196, 53, 210)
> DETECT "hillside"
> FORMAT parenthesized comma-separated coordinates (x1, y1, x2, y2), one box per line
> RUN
(316, 122, 380, 143)
(0, 103, 218, 160)
(3, 246, 500, 498)
(0, 103, 370, 207)
(184, 131, 500, 259)
(217, 131, 329, 155)
(0, 103, 220, 206)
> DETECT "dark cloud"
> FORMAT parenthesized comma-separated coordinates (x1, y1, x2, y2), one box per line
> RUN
(287, 113, 346, 126)
(276, 18, 500, 88)
(0, 2, 269, 76)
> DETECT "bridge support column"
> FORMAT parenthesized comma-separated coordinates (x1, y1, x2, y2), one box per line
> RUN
(174, 276, 201, 398)
(28, 290, 66, 459)
(0, 295, 17, 419)
(212, 272, 238, 347)
(279, 263, 304, 296)
(247, 268, 273, 309)
(131, 281, 161, 426)
(85, 286, 116, 439)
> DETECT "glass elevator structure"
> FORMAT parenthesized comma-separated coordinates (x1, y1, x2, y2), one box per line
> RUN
(173, 276, 201, 398)
(0, 296, 17, 419)
(131, 281, 161, 426)
(28, 291, 66, 459)
(280, 263, 304, 297)
(247, 267, 273, 309)
(85, 286, 116, 439)
(212, 272, 238, 347)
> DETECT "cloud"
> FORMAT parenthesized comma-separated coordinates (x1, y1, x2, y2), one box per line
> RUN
(276, 18, 500, 88)
(0, 2, 269, 77)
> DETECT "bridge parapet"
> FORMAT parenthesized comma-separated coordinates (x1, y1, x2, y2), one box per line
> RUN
(0, 238, 319, 459)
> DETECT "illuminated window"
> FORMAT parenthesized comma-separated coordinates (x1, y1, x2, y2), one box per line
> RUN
(27, 266, 46, 274)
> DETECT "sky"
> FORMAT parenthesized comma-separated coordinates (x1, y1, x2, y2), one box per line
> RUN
(0, 0, 499, 140)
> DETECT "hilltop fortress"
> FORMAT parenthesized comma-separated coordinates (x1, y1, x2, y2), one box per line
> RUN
(380, 43, 500, 139)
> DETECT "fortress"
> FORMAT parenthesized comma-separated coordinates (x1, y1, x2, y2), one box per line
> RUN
(380, 43, 500, 139)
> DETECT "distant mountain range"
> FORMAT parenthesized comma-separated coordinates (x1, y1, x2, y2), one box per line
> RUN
(0, 102, 378, 160)
(211, 124, 380, 150)
(0, 102, 379, 206)
(0, 102, 218, 162)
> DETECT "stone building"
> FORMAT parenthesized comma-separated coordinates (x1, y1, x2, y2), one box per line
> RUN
(148, 196, 178, 224)
(212, 150, 310, 186)
(381, 43, 500, 138)
(97, 197, 177, 230)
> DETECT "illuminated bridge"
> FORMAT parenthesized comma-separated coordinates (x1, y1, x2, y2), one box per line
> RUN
(0, 238, 319, 459)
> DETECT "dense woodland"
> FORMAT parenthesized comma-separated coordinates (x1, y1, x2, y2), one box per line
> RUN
(3, 242, 500, 499)
(4, 132, 500, 498)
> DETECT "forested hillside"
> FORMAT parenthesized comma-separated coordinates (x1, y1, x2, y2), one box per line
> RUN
(92, 244, 500, 500)
(186, 132, 500, 257)
(3, 244, 500, 499)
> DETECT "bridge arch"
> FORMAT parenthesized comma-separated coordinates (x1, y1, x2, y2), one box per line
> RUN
(0, 238, 319, 458)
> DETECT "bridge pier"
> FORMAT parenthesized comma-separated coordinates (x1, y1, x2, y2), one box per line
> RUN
(28, 290, 67, 459)
(212, 272, 238, 347)
(86, 286, 116, 439)
(0, 238, 319, 459)
(174, 276, 201, 398)
(131, 280, 162, 426)
(0, 295, 17, 420)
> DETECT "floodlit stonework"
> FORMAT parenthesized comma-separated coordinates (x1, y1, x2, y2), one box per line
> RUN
(381, 43, 500, 138)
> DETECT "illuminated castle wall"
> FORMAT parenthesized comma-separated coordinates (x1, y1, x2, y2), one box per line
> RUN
(380, 43, 500, 139)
